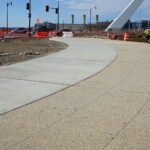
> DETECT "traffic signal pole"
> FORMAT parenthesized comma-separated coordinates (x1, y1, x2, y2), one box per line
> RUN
(57, 0, 60, 32)
(45, 0, 60, 35)
(28, 0, 31, 37)
(6, 3, 9, 33)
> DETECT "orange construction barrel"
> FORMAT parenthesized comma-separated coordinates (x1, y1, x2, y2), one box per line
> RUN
(124, 32, 129, 41)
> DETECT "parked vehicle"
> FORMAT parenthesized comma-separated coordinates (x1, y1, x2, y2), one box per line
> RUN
(58, 29, 73, 36)
(11, 28, 27, 34)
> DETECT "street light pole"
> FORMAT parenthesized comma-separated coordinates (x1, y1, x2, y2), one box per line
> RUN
(89, 6, 96, 31)
(89, 8, 92, 31)
(6, 1, 12, 33)
(7, 3, 8, 33)
(138, 7, 141, 31)
(148, 4, 150, 28)
(62, 20, 64, 29)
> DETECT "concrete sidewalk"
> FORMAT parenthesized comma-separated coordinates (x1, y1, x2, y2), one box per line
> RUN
(0, 38, 117, 114)
(0, 38, 150, 150)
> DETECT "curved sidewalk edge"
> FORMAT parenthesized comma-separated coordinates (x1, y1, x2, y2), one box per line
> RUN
(0, 38, 117, 114)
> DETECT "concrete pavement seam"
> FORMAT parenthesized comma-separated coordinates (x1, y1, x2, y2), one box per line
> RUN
(0, 76, 70, 86)
(102, 97, 150, 150)
(120, 89, 150, 95)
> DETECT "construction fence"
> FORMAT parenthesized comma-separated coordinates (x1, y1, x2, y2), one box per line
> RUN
(0, 29, 145, 42)
(74, 30, 145, 42)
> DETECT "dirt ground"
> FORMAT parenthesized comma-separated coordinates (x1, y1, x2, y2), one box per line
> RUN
(0, 38, 68, 66)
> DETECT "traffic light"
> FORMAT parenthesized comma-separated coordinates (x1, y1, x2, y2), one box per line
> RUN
(26, 3, 30, 10)
(46, 5, 49, 12)
(28, 13, 31, 18)
(55, 8, 59, 14)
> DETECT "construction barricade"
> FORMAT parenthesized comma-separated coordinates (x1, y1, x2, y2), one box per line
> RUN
(35, 32, 49, 38)
(49, 30, 57, 37)
(99, 31, 132, 41)
(62, 32, 73, 37)
(0, 31, 4, 38)
(111, 33, 118, 40)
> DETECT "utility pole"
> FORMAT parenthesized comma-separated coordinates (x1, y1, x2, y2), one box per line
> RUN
(6, 1, 12, 33)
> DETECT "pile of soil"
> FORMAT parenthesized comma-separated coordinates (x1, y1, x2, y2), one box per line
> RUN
(0, 38, 68, 66)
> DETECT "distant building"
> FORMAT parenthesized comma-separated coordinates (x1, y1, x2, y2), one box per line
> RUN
(32, 20, 149, 32)
(123, 20, 150, 30)
(59, 21, 112, 32)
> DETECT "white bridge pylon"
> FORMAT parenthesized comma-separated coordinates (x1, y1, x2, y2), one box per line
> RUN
(105, 0, 144, 31)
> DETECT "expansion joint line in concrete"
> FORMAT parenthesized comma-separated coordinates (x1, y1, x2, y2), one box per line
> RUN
(102, 98, 150, 150)
(0, 76, 70, 86)
(120, 89, 150, 95)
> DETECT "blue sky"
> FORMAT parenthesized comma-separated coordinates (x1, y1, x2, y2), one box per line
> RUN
(0, 0, 150, 27)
